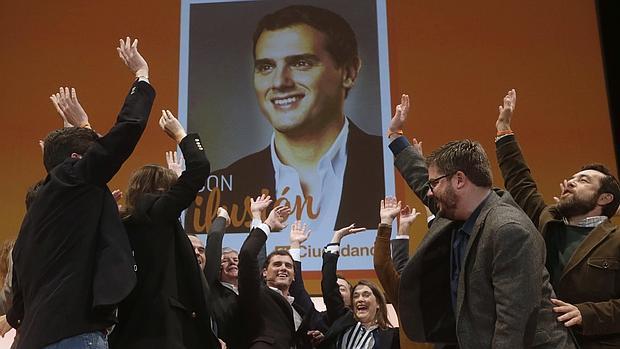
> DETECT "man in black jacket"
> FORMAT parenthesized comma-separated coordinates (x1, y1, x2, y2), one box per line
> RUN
(7, 37, 153, 349)
(238, 205, 316, 348)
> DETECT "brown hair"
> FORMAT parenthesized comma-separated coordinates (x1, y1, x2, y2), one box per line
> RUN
(426, 139, 493, 188)
(123, 164, 177, 217)
(352, 279, 392, 329)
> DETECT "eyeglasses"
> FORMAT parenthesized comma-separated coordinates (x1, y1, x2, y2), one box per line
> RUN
(427, 174, 452, 192)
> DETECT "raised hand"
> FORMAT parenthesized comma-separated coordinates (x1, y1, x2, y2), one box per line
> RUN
(290, 221, 312, 248)
(380, 196, 402, 225)
(50, 93, 71, 127)
(398, 205, 420, 236)
(166, 151, 184, 177)
(50, 87, 90, 128)
(553, 179, 568, 203)
(330, 223, 366, 244)
(264, 205, 291, 232)
(250, 194, 272, 220)
(411, 137, 423, 156)
(496, 89, 516, 132)
(117, 36, 149, 78)
(159, 110, 187, 143)
(217, 207, 231, 228)
(112, 189, 123, 212)
(388, 94, 410, 138)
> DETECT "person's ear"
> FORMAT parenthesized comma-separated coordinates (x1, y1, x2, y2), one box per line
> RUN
(597, 193, 613, 207)
(342, 58, 361, 89)
(70, 153, 82, 160)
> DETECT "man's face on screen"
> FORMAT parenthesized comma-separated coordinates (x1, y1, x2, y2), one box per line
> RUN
(253, 24, 346, 136)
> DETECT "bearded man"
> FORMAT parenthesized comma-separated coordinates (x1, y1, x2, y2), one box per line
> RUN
(495, 89, 620, 349)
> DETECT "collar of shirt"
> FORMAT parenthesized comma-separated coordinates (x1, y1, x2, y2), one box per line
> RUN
(459, 192, 491, 236)
(268, 286, 296, 305)
(270, 118, 349, 193)
(220, 281, 239, 295)
(562, 215, 607, 228)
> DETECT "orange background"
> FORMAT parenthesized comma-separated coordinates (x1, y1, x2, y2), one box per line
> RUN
(0, 1, 615, 348)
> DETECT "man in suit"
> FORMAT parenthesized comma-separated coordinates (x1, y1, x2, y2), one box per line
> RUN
(238, 205, 314, 348)
(386, 95, 576, 348)
(4, 37, 153, 349)
(186, 5, 384, 238)
(495, 89, 620, 348)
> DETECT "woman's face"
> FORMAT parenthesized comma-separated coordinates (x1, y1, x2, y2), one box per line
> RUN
(352, 285, 379, 325)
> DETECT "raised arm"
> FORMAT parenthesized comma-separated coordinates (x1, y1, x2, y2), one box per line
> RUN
(75, 37, 155, 185)
(166, 150, 184, 178)
(494, 89, 548, 227)
(374, 197, 404, 306)
(50, 87, 89, 128)
(238, 206, 290, 313)
(321, 224, 365, 324)
(205, 208, 231, 285)
(288, 221, 315, 316)
(148, 110, 209, 221)
(250, 194, 272, 268)
(387, 94, 438, 213)
(391, 204, 420, 273)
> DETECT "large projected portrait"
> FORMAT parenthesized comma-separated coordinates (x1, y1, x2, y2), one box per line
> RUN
(179, 0, 393, 270)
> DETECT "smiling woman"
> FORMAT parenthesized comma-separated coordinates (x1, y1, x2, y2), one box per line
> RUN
(320, 228, 400, 349)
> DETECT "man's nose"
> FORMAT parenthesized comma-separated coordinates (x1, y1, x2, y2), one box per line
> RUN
(272, 66, 294, 90)
(427, 188, 434, 198)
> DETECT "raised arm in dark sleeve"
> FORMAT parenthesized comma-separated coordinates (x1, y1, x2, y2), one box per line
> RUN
(205, 217, 227, 286)
(76, 80, 155, 185)
(390, 136, 438, 214)
(147, 134, 210, 223)
(321, 250, 348, 325)
(495, 135, 548, 229)
(238, 227, 268, 318)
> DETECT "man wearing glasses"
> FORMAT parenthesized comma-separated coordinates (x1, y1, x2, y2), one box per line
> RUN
(381, 95, 576, 348)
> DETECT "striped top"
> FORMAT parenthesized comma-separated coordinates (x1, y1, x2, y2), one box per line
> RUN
(338, 322, 379, 349)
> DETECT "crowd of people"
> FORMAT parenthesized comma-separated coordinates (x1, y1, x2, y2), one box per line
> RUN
(0, 4, 619, 349)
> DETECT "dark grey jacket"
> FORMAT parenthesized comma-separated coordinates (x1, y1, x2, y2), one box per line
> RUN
(393, 140, 575, 349)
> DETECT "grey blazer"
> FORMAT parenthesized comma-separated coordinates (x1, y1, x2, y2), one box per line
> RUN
(393, 141, 575, 349)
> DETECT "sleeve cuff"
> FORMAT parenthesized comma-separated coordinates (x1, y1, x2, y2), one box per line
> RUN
(388, 135, 411, 156)
(250, 218, 262, 229)
(324, 243, 340, 254)
(394, 235, 410, 240)
(256, 223, 271, 237)
(289, 248, 301, 262)
(427, 215, 435, 223)
(494, 133, 515, 145)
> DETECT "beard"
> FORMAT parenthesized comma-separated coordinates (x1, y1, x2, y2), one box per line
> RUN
(556, 191, 598, 218)
(436, 184, 459, 220)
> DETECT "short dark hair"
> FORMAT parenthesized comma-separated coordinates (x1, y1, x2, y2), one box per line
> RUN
(262, 249, 294, 270)
(42, 127, 99, 172)
(253, 5, 359, 71)
(580, 163, 620, 217)
(426, 140, 493, 188)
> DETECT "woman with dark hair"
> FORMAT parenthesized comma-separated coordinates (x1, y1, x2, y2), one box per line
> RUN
(109, 110, 220, 349)
(319, 225, 400, 349)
